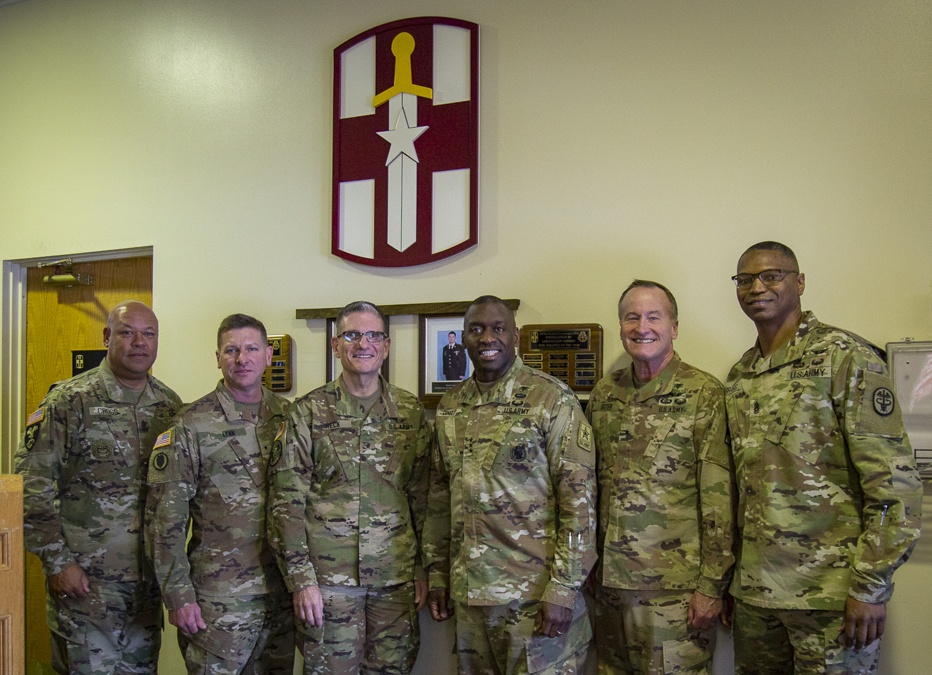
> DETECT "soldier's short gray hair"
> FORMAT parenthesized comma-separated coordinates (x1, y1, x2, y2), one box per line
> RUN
(335, 301, 387, 333)
(618, 280, 678, 321)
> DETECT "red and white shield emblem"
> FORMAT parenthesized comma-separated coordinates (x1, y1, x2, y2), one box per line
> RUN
(332, 17, 479, 267)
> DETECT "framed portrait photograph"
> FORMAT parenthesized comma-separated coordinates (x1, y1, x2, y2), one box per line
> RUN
(327, 317, 390, 383)
(419, 314, 471, 407)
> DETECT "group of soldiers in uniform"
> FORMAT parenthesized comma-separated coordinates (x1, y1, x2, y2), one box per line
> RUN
(15, 240, 922, 675)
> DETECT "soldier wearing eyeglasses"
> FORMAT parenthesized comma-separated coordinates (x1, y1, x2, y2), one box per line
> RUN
(267, 301, 431, 674)
(725, 241, 921, 674)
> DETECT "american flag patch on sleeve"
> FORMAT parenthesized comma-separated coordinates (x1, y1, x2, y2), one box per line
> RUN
(153, 430, 173, 449)
(27, 408, 45, 426)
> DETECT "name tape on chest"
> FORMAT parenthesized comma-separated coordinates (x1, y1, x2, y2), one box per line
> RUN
(91, 406, 121, 417)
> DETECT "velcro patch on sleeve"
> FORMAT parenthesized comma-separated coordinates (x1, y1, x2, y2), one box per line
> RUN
(27, 407, 45, 426)
(577, 423, 592, 452)
(856, 370, 905, 438)
(563, 419, 594, 468)
(153, 429, 173, 449)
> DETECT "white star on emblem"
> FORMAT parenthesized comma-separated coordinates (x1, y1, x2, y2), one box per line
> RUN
(377, 108, 428, 166)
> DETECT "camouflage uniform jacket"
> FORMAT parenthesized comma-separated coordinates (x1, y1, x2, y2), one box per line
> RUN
(145, 382, 288, 609)
(267, 375, 431, 591)
(725, 311, 922, 610)
(587, 354, 736, 598)
(14, 359, 181, 582)
(423, 357, 597, 609)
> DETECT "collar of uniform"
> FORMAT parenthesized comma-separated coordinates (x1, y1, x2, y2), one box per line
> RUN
(630, 352, 682, 403)
(214, 380, 285, 424)
(331, 374, 399, 420)
(746, 310, 819, 374)
(97, 358, 154, 403)
(457, 355, 523, 405)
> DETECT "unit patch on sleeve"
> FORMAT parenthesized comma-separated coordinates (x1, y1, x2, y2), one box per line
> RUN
(855, 369, 904, 438)
(577, 423, 592, 452)
(151, 451, 169, 471)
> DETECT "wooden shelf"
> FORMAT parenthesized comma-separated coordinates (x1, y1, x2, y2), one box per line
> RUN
(296, 298, 520, 320)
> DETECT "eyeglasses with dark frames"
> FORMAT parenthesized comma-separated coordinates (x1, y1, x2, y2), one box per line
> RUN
(731, 269, 798, 289)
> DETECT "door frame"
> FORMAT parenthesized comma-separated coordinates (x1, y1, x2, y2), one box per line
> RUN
(0, 246, 153, 472)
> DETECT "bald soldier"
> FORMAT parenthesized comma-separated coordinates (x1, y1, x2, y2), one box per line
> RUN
(726, 241, 922, 673)
(268, 301, 431, 674)
(145, 314, 294, 673)
(424, 295, 597, 674)
(15, 300, 182, 674)
(588, 280, 735, 674)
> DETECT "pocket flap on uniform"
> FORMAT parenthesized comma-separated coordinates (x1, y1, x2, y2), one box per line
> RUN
(189, 623, 240, 660)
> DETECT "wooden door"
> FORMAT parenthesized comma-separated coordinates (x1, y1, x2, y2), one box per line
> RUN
(23, 256, 152, 674)
(0, 475, 24, 675)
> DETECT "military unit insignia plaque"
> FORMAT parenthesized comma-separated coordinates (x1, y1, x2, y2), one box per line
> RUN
(331, 17, 480, 267)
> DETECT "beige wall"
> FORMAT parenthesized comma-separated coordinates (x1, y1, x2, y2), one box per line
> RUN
(2, 1, 930, 673)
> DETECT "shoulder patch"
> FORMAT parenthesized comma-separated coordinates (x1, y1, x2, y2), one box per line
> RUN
(872, 387, 895, 417)
(269, 439, 283, 467)
(856, 370, 905, 438)
(151, 450, 169, 471)
(153, 429, 173, 449)
(22, 423, 41, 451)
(577, 423, 592, 452)
(274, 421, 285, 443)
(26, 407, 45, 426)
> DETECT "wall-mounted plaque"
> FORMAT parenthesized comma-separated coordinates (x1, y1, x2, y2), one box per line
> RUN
(262, 334, 293, 393)
(519, 324, 602, 392)
(72, 349, 107, 377)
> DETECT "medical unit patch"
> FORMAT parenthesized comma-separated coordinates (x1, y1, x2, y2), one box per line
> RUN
(332, 17, 479, 267)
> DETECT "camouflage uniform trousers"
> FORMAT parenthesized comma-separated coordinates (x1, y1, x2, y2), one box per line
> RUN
(594, 586, 714, 675)
(49, 578, 161, 675)
(733, 599, 880, 675)
(453, 593, 591, 675)
(178, 591, 295, 675)
(300, 583, 420, 674)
